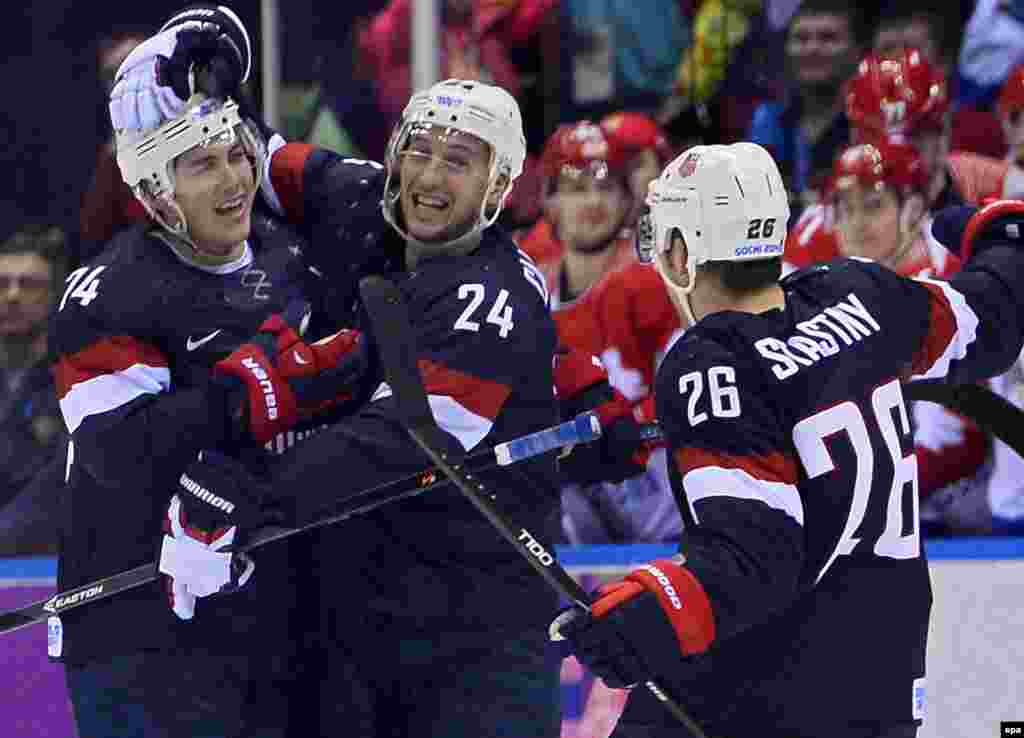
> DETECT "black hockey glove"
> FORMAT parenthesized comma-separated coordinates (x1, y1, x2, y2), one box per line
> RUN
(212, 300, 372, 444)
(553, 346, 661, 485)
(158, 451, 284, 621)
(549, 557, 715, 688)
(156, 4, 252, 100)
(931, 199, 1024, 262)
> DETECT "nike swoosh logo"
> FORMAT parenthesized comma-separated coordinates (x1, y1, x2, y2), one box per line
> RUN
(293, 350, 309, 365)
(186, 330, 223, 351)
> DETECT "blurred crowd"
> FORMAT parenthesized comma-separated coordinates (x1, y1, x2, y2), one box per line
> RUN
(7, 0, 1024, 555)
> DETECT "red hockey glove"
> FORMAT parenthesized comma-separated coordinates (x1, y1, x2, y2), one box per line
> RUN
(158, 452, 283, 621)
(213, 301, 370, 443)
(554, 346, 661, 485)
(549, 557, 716, 688)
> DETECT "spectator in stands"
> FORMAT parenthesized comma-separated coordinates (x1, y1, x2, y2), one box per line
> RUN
(956, 0, 1024, 110)
(661, 0, 762, 114)
(786, 47, 1008, 274)
(747, 0, 862, 213)
(872, 7, 948, 71)
(872, 4, 1007, 161)
(846, 49, 1006, 212)
(563, 0, 689, 121)
(0, 225, 68, 555)
(358, 0, 556, 145)
(279, 6, 390, 160)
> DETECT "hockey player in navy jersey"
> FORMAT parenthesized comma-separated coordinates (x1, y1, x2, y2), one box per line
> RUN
(51, 8, 371, 737)
(217, 81, 563, 738)
(109, 8, 564, 736)
(552, 143, 1024, 738)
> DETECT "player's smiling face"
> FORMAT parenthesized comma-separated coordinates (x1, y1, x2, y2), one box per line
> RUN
(172, 130, 256, 257)
(397, 125, 493, 242)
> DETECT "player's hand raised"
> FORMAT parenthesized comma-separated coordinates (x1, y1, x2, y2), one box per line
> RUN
(109, 4, 251, 133)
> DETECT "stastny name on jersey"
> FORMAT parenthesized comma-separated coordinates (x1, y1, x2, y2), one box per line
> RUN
(755, 293, 881, 379)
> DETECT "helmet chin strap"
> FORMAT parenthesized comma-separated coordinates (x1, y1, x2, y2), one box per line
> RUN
(383, 167, 508, 269)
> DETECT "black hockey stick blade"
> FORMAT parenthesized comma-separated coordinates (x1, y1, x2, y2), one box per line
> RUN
(358, 275, 709, 738)
(903, 379, 1024, 458)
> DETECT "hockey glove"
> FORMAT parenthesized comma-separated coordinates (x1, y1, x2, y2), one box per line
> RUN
(931, 200, 1024, 263)
(109, 5, 250, 133)
(159, 451, 280, 621)
(549, 557, 716, 688)
(554, 346, 661, 485)
(213, 301, 370, 444)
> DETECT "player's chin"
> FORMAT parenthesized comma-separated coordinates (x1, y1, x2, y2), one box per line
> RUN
(406, 214, 459, 242)
(570, 230, 617, 253)
(214, 209, 253, 244)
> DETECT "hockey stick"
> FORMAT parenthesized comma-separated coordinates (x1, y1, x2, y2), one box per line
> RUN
(358, 275, 709, 738)
(903, 379, 1024, 458)
(0, 413, 603, 637)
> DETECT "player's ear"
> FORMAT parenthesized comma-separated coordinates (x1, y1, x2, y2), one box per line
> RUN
(486, 173, 511, 210)
(658, 228, 690, 289)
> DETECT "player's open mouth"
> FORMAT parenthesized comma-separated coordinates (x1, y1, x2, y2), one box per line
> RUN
(215, 194, 248, 215)
(412, 193, 450, 216)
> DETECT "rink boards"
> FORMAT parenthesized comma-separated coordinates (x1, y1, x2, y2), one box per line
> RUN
(1, 541, 1022, 737)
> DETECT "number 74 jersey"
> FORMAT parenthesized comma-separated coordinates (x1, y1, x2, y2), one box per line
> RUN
(652, 255, 1024, 732)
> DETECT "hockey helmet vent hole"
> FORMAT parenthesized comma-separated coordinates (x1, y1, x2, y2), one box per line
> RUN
(427, 111, 435, 117)
(202, 126, 209, 134)
(450, 115, 458, 122)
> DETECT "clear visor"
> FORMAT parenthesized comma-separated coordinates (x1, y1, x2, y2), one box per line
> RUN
(394, 122, 492, 179)
(173, 126, 241, 167)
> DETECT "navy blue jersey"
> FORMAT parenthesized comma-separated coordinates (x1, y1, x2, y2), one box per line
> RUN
(264, 143, 561, 628)
(639, 254, 1024, 737)
(51, 210, 322, 664)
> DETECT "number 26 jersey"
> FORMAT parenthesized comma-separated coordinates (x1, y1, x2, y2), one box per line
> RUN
(652, 255, 1024, 734)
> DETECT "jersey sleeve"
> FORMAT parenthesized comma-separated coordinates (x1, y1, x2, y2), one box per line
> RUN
(52, 268, 229, 491)
(910, 245, 1024, 383)
(655, 337, 805, 644)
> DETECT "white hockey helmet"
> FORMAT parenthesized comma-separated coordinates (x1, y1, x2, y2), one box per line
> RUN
(637, 142, 789, 295)
(382, 78, 526, 242)
(115, 95, 265, 242)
